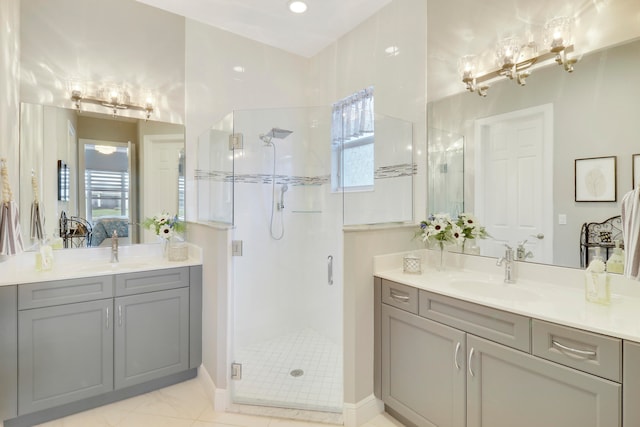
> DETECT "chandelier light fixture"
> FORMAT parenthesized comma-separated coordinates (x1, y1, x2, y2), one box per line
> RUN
(459, 16, 578, 97)
(70, 82, 155, 120)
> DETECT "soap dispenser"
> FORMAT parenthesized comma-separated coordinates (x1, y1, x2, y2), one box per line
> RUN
(35, 238, 54, 271)
(585, 247, 610, 305)
(606, 240, 625, 274)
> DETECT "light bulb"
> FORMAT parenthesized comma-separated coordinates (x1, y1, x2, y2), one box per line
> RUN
(288, 0, 307, 14)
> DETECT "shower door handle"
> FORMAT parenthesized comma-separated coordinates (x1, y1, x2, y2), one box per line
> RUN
(328, 255, 334, 286)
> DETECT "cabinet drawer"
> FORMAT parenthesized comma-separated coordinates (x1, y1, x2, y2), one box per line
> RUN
(419, 290, 530, 352)
(381, 279, 419, 314)
(532, 319, 621, 382)
(18, 276, 114, 310)
(115, 267, 189, 296)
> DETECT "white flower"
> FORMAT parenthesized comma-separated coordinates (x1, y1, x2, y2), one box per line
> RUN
(158, 224, 173, 239)
(157, 213, 172, 225)
(451, 224, 465, 244)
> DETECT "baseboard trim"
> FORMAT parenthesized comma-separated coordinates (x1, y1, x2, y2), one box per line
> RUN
(197, 365, 228, 412)
(343, 394, 384, 427)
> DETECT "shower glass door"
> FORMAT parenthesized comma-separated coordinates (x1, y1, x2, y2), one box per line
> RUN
(230, 106, 344, 413)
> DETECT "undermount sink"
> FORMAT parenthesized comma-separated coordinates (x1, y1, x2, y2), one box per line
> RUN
(64, 257, 159, 273)
(447, 278, 541, 301)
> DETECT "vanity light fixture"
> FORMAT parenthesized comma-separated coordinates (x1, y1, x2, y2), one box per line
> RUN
(94, 145, 117, 155)
(288, 0, 308, 14)
(460, 16, 578, 97)
(70, 84, 155, 120)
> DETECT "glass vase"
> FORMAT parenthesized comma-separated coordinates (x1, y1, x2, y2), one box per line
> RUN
(437, 242, 446, 271)
(462, 238, 481, 255)
(159, 237, 169, 258)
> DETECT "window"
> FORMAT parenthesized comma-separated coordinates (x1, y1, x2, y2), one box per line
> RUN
(83, 144, 130, 222)
(331, 87, 374, 191)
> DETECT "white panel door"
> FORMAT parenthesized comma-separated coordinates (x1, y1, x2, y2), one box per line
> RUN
(475, 104, 553, 263)
(142, 134, 183, 243)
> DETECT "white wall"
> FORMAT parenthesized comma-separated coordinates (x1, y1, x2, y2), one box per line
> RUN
(20, 0, 185, 124)
(0, 0, 21, 230)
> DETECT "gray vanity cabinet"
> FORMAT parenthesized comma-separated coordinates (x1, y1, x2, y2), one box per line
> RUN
(18, 298, 114, 414)
(466, 334, 621, 427)
(376, 278, 624, 427)
(114, 287, 189, 389)
(5, 266, 202, 426)
(381, 300, 466, 427)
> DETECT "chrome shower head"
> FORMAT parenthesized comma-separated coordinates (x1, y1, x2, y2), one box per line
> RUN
(260, 128, 293, 143)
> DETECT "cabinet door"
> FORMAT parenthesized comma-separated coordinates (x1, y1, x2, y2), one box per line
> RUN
(467, 335, 620, 427)
(623, 340, 640, 426)
(382, 304, 466, 427)
(18, 299, 114, 415)
(114, 287, 189, 389)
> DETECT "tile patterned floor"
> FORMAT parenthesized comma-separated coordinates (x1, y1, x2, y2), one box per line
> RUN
(233, 329, 343, 413)
(31, 378, 405, 427)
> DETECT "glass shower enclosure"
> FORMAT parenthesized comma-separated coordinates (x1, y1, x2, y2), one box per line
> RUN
(196, 105, 413, 414)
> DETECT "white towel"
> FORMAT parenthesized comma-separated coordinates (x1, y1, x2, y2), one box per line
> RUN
(621, 188, 640, 280)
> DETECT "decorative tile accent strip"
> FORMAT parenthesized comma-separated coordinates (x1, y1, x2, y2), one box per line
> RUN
(195, 169, 233, 182)
(375, 163, 417, 179)
(195, 170, 329, 186)
(195, 163, 416, 185)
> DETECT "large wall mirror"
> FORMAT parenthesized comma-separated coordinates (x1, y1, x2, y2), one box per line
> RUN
(19, 103, 185, 249)
(426, 0, 640, 270)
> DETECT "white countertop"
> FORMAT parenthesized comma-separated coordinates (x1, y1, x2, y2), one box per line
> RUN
(0, 243, 203, 286)
(374, 249, 640, 343)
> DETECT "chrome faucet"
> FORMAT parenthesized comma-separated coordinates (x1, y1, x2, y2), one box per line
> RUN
(110, 230, 119, 263)
(496, 244, 515, 283)
(516, 240, 534, 261)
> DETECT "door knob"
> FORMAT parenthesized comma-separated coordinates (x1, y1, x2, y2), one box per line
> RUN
(531, 233, 544, 240)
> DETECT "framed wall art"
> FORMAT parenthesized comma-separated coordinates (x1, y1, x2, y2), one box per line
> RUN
(574, 156, 617, 202)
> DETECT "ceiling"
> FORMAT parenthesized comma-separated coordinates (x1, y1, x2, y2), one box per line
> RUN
(136, 0, 639, 102)
(135, 0, 393, 58)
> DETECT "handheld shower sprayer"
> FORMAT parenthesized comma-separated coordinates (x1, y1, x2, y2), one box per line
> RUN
(278, 184, 288, 210)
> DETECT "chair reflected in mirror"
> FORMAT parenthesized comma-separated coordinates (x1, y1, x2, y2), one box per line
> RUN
(59, 211, 92, 248)
(579, 215, 623, 268)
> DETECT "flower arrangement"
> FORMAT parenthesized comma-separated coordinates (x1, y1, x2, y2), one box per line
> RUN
(416, 212, 489, 251)
(143, 212, 185, 240)
(416, 213, 464, 248)
(455, 212, 489, 241)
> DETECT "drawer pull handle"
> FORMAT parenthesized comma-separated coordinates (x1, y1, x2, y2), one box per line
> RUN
(105, 307, 110, 329)
(390, 290, 410, 303)
(468, 348, 476, 377)
(118, 305, 123, 326)
(552, 340, 597, 358)
(454, 342, 461, 370)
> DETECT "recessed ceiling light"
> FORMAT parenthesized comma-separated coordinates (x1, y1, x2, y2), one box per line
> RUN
(288, 0, 308, 14)
(232, 65, 245, 73)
